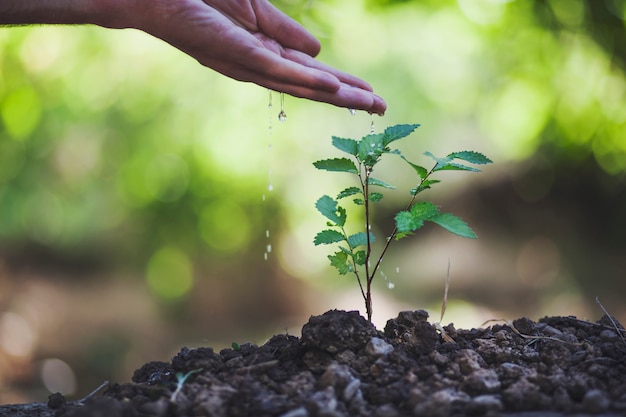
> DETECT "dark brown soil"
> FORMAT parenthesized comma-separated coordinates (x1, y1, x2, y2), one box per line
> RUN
(4, 310, 626, 417)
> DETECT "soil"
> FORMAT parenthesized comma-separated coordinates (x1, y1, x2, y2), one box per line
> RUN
(3, 310, 626, 417)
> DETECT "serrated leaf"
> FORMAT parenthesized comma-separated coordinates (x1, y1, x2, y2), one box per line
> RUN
(395, 202, 440, 233)
(411, 201, 440, 219)
(429, 212, 477, 239)
(337, 186, 362, 200)
(353, 250, 366, 265)
(357, 133, 385, 164)
(367, 177, 396, 189)
(401, 156, 428, 179)
(395, 211, 424, 233)
(447, 151, 492, 165)
(332, 136, 359, 156)
(314, 229, 346, 245)
(348, 232, 375, 248)
(328, 251, 352, 275)
(313, 158, 358, 174)
(369, 192, 384, 202)
(411, 179, 441, 195)
(433, 162, 481, 172)
(315, 195, 347, 226)
(353, 198, 364, 205)
(382, 124, 420, 146)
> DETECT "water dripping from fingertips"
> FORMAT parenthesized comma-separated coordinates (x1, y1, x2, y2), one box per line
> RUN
(278, 92, 287, 122)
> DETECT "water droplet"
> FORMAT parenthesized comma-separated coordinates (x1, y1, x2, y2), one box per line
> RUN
(262, 194, 266, 201)
(268, 183, 274, 192)
(264, 252, 268, 261)
(278, 92, 287, 122)
(369, 113, 375, 134)
(268, 89, 273, 109)
(265, 230, 270, 238)
(349, 108, 356, 116)
(387, 282, 395, 289)
(266, 244, 272, 253)
(395, 266, 400, 274)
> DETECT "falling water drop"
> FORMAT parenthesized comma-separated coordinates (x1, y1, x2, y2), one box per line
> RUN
(268, 183, 274, 192)
(278, 92, 287, 122)
(387, 282, 395, 289)
(268, 89, 273, 109)
(396, 266, 400, 274)
(266, 244, 272, 253)
(265, 230, 270, 238)
(264, 252, 268, 261)
(369, 113, 375, 134)
(349, 108, 356, 116)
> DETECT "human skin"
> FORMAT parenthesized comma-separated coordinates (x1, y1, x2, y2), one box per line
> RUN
(0, 0, 387, 114)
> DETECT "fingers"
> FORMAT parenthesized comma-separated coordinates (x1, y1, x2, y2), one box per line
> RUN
(208, 44, 386, 114)
(282, 48, 374, 93)
(252, 0, 321, 57)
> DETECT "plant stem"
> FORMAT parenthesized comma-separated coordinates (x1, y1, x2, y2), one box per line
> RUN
(370, 168, 435, 279)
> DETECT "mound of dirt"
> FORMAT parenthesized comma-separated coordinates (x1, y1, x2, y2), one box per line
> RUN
(7, 310, 626, 416)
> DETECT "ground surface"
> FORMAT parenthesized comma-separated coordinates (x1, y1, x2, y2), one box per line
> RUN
(3, 310, 626, 417)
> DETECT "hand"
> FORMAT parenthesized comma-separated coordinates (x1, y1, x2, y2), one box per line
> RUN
(0, 0, 387, 114)
(129, 0, 386, 114)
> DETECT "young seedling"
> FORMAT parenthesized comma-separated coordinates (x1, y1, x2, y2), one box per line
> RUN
(313, 124, 492, 322)
(170, 369, 202, 402)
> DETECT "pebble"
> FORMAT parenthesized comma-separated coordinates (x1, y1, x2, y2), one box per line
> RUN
(366, 337, 394, 358)
(279, 407, 309, 417)
(582, 389, 610, 413)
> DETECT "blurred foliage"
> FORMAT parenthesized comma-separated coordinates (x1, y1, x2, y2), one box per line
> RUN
(0, 0, 625, 298)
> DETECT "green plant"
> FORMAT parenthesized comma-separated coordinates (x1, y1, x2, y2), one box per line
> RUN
(171, 369, 202, 402)
(313, 124, 492, 322)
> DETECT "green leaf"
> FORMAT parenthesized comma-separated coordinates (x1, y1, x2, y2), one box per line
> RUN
(395, 211, 424, 233)
(328, 251, 352, 275)
(424, 152, 474, 173)
(447, 151, 492, 165)
(369, 192, 384, 202)
(314, 229, 346, 245)
(337, 186, 362, 200)
(395, 202, 440, 233)
(429, 213, 477, 239)
(348, 232, 375, 248)
(368, 177, 396, 189)
(353, 250, 366, 265)
(357, 133, 385, 165)
(315, 195, 347, 226)
(434, 162, 481, 172)
(411, 201, 440, 219)
(382, 124, 420, 146)
(353, 198, 364, 205)
(313, 158, 358, 174)
(411, 179, 441, 195)
(401, 156, 428, 179)
(332, 136, 359, 156)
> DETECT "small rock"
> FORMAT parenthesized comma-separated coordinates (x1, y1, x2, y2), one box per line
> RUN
(468, 395, 503, 415)
(342, 378, 361, 402)
(319, 362, 352, 389)
(599, 329, 619, 342)
(366, 337, 394, 358)
(280, 406, 309, 417)
(461, 369, 501, 395)
(456, 349, 486, 374)
(582, 389, 610, 413)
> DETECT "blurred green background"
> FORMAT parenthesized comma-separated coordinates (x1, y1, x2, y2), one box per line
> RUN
(1, 0, 625, 403)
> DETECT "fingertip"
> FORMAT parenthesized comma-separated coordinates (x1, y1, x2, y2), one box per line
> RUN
(372, 95, 387, 115)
